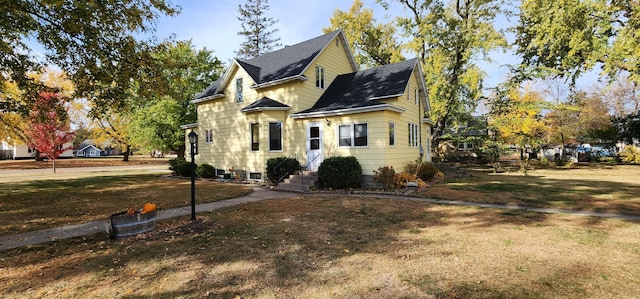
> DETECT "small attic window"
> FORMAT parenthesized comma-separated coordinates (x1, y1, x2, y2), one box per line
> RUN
(336, 39, 339, 47)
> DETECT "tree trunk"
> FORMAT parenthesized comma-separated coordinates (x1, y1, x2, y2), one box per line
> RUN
(52, 158, 56, 173)
(122, 145, 131, 162)
(176, 144, 186, 159)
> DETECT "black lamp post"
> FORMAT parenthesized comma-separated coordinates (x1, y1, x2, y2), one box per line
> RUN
(188, 131, 198, 221)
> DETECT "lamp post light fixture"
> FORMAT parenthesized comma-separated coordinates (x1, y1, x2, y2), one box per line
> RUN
(188, 131, 198, 221)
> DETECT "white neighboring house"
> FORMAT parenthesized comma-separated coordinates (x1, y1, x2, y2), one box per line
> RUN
(75, 144, 102, 157)
(0, 139, 74, 160)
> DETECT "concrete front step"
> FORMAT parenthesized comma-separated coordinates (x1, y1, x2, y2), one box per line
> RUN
(277, 173, 318, 193)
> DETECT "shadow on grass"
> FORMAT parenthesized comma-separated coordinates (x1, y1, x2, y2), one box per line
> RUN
(4, 196, 633, 298)
(418, 168, 640, 216)
(0, 174, 252, 235)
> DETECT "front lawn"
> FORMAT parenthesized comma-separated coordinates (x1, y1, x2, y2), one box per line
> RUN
(417, 164, 640, 215)
(1, 196, 638, 298)
(0, 175, 253, 235)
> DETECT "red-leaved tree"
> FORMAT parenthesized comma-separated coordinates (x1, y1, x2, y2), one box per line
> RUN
(27, 92, 75, 172)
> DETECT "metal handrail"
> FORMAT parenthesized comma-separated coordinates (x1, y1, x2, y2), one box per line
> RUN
(300, 152, 324, 192)
(273, 156, 301, 185)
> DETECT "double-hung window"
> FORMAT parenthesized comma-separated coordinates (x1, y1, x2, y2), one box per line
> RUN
(250, 123, 259, 151)
(269, 122, 282, 151)
(408, 123, 419, 147)
(338, 123, 368, 147)
(315, 65, 325, 89)
(235, 78, 243, 102)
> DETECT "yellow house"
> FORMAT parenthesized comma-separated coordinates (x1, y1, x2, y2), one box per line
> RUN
(183, 30, 434, 181)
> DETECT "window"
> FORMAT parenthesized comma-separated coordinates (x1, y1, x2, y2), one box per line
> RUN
(407, 83, 410, 101)
(235, 78, 243, 102)
(339, 123, 368, 147)
(389, 122, 396, 146)
(310, 126, 320, 150)
(269, 122, 282, 151)
(415, 88, 419, 105)
(408, 123, 419, 147)
(249, 172, 262, 180)
(339, 124, 351, 146)
(315, 65, 325, 89)
(250, 123, 259, 151)
(205, 129, 213, 144)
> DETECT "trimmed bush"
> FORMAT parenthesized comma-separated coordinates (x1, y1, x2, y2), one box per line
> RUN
(196, 163, 216, 178)
(373, 166, 398, 190)
(417, 162, 440, 181)
(318, 156, 362, 189)
(169, 158, 195, 177)
(266, 157, 302, 184)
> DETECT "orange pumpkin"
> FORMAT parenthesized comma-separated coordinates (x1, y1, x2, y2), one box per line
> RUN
(142, 202, 157, 213)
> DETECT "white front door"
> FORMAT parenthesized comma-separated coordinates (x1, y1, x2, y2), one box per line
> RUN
(306, 122, 324, 172)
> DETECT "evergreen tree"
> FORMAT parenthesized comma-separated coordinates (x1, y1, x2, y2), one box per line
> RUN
(236, 0, 282, 58)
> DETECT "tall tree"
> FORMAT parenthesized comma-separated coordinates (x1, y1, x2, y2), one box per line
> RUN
(324, 0, 404, 68)
(382, 0, 507, 149)
(515, 0, 640, 85)
(487, 82, 548, 170)
(27, 92, 74, 172)
(0, 0, 178, 114)
(236, 0, 281, 58)
(126, 40, 223, 158)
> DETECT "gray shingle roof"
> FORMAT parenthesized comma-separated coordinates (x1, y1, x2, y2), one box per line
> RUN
(194, 77, 223, 100)
(240, 97, 290, 112)
(239, 30, 342, 84)
(297, 58, 418, 114)
(194, 30, 344, 101)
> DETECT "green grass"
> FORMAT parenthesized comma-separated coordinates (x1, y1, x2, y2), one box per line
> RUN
(417, 164, 640, 215)
(0, 174, 252, 235)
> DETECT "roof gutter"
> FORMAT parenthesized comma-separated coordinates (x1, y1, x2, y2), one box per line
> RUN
(241, 107, 291, 113)
(180, 123, 198, 130)
(291, 104, 406, 119)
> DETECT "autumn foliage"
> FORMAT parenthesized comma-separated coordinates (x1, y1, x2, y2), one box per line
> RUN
(27, 92, 75, 172)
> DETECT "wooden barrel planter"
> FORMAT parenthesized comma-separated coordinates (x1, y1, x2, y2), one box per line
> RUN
(109, 209, 157, 238)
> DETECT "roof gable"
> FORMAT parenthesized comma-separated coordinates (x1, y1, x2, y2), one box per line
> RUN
(296, 58, 419, 114)
(193, 30, 357, 102)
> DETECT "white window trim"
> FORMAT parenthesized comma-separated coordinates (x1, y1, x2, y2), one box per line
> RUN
(268, 122, 283, 152)
(414, 88, 419, 105)
(338, 122, 368, 148)
(408, 123, 419, 147)
(205, 129, 213, 144)
(235, 77, 243, 103)
(389, 121, 396, 147)
(315, 65, 325, 89)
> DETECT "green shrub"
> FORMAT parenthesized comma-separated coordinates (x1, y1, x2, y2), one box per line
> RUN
(196, 163, 216, 178)
(417, 162, 440, 181)
(266, 157, 301, 184)
(169, 158, 195, 177)
(373, 166, 398, 190)
(318, 156, 362, 189)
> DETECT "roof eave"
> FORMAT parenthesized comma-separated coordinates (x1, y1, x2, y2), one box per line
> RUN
(422, 118, 436, 126)
(368, 93, 404, 101)
(191, 94, 224, 104)
(241, 107, 291, 113)
(180, 123, 198, 130)
(251, 75, 308, 89)
(291, 104, 406, 119)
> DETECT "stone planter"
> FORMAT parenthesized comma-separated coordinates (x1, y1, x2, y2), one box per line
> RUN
(109, 209, 157, 238)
